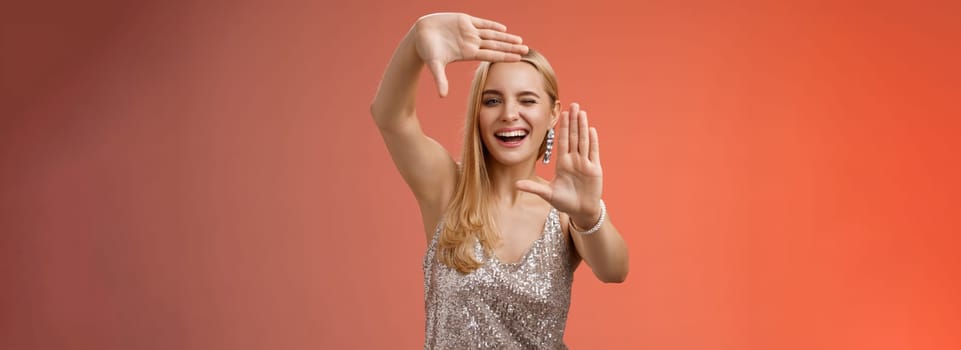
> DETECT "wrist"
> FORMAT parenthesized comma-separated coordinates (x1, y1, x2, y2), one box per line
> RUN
(571, 210, 601, 230)
(569, 199, 607, 235)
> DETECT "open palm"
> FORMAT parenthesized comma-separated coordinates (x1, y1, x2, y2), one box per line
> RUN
(517, 103, 604, 222)
(411, 13, 529, 97)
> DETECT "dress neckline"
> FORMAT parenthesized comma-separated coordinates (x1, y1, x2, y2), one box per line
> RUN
(490, 207, 557, 266)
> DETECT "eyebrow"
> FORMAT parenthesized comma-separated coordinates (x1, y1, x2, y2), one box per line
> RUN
(481, 90, 541, 98)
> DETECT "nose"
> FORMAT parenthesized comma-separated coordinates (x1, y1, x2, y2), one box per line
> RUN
(501, 101, 520, 122)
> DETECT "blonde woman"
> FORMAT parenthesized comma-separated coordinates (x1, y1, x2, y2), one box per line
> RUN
(371, 12, 629, 349)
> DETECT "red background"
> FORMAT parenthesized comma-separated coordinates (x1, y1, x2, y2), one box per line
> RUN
(2, 0, 959, 349)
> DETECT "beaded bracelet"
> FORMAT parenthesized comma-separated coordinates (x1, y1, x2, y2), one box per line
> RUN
(569, 199, 606, 235)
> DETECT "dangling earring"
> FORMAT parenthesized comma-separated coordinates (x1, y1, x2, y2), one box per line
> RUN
(543, 128, 555, 164)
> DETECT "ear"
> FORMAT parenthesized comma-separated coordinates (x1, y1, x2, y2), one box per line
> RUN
(550, 100, 561, 128)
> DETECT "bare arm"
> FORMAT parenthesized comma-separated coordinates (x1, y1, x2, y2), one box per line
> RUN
(517, 103, 629, 283)
(567, 213, 629, 283)
(370, 13, 528, 241)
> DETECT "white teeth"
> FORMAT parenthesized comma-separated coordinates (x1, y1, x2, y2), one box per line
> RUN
(495, 130, 528, 137)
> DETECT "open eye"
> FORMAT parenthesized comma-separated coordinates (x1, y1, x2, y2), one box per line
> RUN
(483, 97, 502, 106)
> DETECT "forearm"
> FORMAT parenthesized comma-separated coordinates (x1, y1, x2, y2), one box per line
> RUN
(370, 28, 423, 130)
(571, 213, 629, 283)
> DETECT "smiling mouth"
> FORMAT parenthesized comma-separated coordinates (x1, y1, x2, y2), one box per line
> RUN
(495, 130, 529, 143)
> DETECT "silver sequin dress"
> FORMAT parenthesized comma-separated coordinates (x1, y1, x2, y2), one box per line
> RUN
(423, 208, 576, 349)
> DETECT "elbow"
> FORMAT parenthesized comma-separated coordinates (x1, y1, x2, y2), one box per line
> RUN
(370, 103, 383, 125)
(596, 252, 629, 284)
(369, 102, 409, 132)
(599, 273, 627, 284)
(597, 268, 629, 284)
(370, 105, 393, 133)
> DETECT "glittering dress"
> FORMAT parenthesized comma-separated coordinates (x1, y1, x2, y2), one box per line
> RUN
(423, 208, 576, 349)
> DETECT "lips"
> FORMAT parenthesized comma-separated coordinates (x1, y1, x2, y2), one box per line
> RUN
(494, 128, 529, 147)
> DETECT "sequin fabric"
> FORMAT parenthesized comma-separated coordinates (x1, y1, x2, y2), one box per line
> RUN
(423, 208, 575, 349)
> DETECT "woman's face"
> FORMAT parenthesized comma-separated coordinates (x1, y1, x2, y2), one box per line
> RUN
(478, 62, 558, 167)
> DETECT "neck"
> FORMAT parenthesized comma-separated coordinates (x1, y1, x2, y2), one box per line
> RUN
(486, 156, 538, 206)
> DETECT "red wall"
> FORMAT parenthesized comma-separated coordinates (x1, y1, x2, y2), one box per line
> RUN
(2, 1, 959, 349)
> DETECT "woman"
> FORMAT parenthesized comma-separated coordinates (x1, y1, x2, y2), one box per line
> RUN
(371, 12, 629, 349)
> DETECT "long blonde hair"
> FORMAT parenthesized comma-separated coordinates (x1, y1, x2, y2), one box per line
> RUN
(438, 49, 559, 274)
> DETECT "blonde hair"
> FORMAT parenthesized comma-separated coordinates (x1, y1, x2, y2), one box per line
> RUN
(438, 49, 559, 274)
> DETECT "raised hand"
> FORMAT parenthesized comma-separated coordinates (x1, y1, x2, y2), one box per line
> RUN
(516, 103, 604, 227)
(411, 13, 529, 97)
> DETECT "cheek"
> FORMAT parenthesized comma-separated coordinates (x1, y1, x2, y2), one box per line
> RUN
(477, 111, 497, 134)
(527, 107, 552, 128)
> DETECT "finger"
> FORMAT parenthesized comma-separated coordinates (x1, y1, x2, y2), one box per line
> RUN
(426, 60, 449, 97)
(471, 16, 508, 32)
(516, 180, 553, 202)
(589, 127, 600, 163)
(568, 103, 580, 154)
(478, 29, 523, 44)
(478, 40, 528, 55)
(473, 49, 522, 62)
(578, 110, 589, 156)
(556, 111, 570, 154)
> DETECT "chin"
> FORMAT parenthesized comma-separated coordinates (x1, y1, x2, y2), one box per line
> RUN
(485, 151, 537, 167)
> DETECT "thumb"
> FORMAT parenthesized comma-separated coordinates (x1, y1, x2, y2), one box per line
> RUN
(426, 60, 449, 97)
(516, 180, 553, 202)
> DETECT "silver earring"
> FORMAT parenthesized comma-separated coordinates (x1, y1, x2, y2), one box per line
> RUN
(543, 128, 555, 164)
